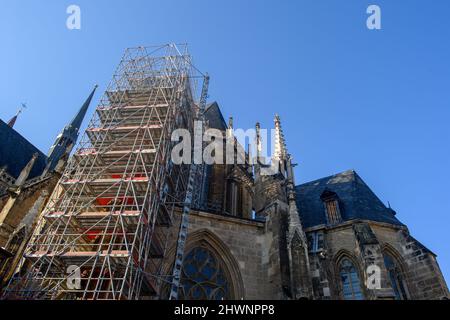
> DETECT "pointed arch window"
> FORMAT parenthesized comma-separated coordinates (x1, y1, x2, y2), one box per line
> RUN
(225, 179, 243, 217)
(339, 258, 364, 300)
(383, 253, 409, 300)
(178, 246, 232, 300)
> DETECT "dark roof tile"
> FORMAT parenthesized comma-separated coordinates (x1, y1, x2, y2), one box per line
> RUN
(204, 102, 227, 131)
(295, 170, 404, 228)
(0, 119, 47, 180)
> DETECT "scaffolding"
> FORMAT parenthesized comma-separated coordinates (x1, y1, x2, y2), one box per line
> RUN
(3, 44, 207, 300)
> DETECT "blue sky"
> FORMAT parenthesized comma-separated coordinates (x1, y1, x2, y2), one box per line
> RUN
(1, 1, 449, 284)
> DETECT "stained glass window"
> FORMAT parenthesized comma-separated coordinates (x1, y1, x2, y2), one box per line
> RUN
(384, 253, 408, 300)
(178, 246, 231, 300)
(339, 258, 364, 300)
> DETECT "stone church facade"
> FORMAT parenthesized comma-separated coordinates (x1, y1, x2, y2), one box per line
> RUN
(159, 102, 449, 300)
(0, 88, 448, 300)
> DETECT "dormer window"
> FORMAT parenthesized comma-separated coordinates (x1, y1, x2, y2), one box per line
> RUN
(321, 190, 342, 225)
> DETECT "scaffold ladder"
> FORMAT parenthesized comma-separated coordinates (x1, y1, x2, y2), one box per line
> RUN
(169, 74, 209, 300)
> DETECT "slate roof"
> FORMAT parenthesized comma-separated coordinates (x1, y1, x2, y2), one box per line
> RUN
(295, 169, 403, 229)
(204, 102, 227, 131)
(0, 119, 48, 180)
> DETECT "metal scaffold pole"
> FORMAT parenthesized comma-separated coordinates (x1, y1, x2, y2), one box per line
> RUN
(169, 74, 209, 300)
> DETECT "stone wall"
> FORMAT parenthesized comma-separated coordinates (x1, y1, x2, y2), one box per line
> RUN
(306, 220, 449, 300)
(163, 209, 283, 299)
(373, 226, 450, 299)
(0, 176, 57, 247)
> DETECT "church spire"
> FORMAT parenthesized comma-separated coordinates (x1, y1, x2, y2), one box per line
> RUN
(7, 103, 26, 128)
(273, 114, 287, 161)
(68, 85, 98, 134)
(7, 114, 18, 128)
(46, 85, 97, 173)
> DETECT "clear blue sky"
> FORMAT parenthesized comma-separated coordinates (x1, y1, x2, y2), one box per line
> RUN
(1, 1, 449, 284)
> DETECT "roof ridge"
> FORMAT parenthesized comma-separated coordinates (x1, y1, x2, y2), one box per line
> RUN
(0, 119, 46, 157)
(296, 169, 356, 187)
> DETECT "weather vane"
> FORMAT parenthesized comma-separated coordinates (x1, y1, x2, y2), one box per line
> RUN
(19, 102, 27, 114)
